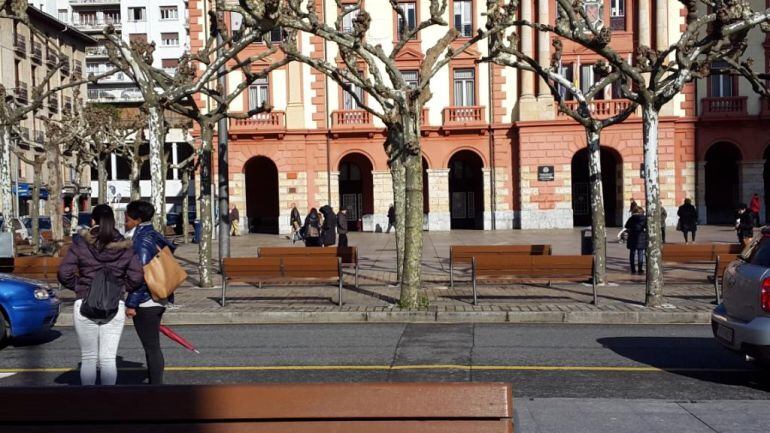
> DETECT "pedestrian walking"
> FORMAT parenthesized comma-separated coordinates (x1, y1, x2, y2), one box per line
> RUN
(661, 206, 667, 244)
(289, 203, 302, 244)
(677, 198, 698, 243)
(302, 208, 322, 247)
(736, 203, 754, 246)
(624, 206, 647, 275)
(57, 204, 144, 385)
(750, 193, 761, 227)
(124, 200, 177, 385)
(337, 207, 349, 247)
(229, 205, 240, 236)
(320, 205, 337, 247)
(386, 204, 396, 234)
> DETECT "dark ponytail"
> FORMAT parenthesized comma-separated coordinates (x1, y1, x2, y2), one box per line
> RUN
(91, 204, 116, 249)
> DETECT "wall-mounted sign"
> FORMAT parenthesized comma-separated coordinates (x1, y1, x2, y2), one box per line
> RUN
(537, 165, 555, 181)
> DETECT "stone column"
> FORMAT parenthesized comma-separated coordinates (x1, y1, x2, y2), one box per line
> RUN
(285, 61, 305, 129)
(230, 172, 247, 235)
(519, 0, 535, 101)
(696, 161, 707, 224)
(483, 168, 493, 230)
(370, 170, 393, 232)
(638, 0, 651, 48)
(427, 168, 450, 231)
(741, 160, 765, 222)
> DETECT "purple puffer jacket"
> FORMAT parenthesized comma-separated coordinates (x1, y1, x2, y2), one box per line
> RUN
(57, 228, 145, 300)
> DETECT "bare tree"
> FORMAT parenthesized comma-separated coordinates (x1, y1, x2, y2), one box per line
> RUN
(231, 0, 519, 307)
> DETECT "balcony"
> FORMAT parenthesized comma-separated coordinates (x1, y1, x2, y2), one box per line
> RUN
(64, 98, 73, 115)
(701, 96, 748, 118)
(442, 106, 485, 126)
(46, 52, 58, 68)
(31, 43, 42, 64)
(13, 34, 26, 55)
(14, 84, 29, 103)
(86, 46, 109, 57)
(48, 95, 59, 113)
(69, 0, 121, 6)
(230, 112, 286, 136)
(73, 61, 83, 78)
(61, 56, 71, 75)
(73, 18, 121, 32)
(86, 87, 143, 103)
(555, 99, 637, 119)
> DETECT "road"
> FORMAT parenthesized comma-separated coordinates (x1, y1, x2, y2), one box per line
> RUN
(2, 323, 769, 432)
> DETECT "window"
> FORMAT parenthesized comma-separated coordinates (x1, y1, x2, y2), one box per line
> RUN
(162, 58, 179, 74)
(402, 70, 419, 87)
(453, 0, 472, 37)
(58, 9, 68, 23)
(710, 61, 734, 97)
(128, 7, 146, 22)
(268, 27, 284, 43)
(583, 0, 604, 29)
(453, 68, 475, 106)
(249, 77, 269, 111)
(343, 79, 364, 110)
(342, 4, 359, 34)
(161, 32, 179, 46)
(579, 65, 606, 99)
(160, 6, 179, 21)
(104, 10, 121, 25)
(129, 33, 148, 44)
(557, 63, 574, 101)
(397, 1, 417, 40)
(610, 0, 625, 30)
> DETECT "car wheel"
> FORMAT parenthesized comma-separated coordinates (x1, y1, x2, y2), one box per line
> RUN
(0, 310, 9, 348)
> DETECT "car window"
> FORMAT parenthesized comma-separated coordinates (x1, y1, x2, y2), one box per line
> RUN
(747, 237, 770, 267)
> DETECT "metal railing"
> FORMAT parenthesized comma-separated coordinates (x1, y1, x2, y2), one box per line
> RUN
(86, 87, 144, 103)
(14, 84, 29, 103)
(31, 43, 43, 64)
(48, 95, 59, 113)
(14, 34, 26, 54)
(61, 56, 71, 75)
(86, 46, 109, 56)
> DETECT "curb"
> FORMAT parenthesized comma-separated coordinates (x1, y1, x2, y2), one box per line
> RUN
(55, 310, 712, 326)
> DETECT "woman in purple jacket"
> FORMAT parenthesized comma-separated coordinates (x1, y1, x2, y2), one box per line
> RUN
(58, 204, 144, 385)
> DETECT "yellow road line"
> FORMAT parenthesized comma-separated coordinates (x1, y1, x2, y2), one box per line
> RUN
(0, 365, 754, 374)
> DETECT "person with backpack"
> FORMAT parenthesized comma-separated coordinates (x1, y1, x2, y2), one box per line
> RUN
(57, 204, 144, 385)
(124, 200, 176, 384)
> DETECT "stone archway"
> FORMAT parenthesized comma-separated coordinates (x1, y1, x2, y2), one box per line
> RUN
(705, 142, 742, 224)
(570, 147, 623, 227)
(448, 150, 484, 230)
(338, 153, 374, 231)
(244, 156, 279, 234)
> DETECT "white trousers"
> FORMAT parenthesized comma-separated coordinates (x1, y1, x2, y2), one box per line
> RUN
(73, 299, 125, 385)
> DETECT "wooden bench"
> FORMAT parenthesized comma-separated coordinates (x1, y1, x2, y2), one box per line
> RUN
(0, 256, 62, 283)
(662, 243, 742, 263)
(258, 246, 359, 288)
(449, 245, 551, 288)
(0, 382, 514, 433)
(221, 256, 343, 306)
(713, 254, 740, 304)
(471, 255, 596, 305)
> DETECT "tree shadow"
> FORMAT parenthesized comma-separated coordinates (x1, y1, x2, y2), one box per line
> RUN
(597, 336, 770, 390)
(53, 356, 147, 386)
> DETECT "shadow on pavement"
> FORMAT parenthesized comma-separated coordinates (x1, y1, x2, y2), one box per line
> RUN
(598, 336, 770, 391)
(4, 330, 62, 348)
(54, 357, 147, 386)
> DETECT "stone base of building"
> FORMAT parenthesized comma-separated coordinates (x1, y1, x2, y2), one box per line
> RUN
(519, 209, 574, 229)
(426, 212, 451, 231)
(482, 210, 516, 230)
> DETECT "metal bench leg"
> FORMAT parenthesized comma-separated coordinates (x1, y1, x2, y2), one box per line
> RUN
(591, 256, 598, 306)
(472, 257, 477, 306)
(714, 259, 721, 305)
(221, 278, 227, 307)
(355, 264, 359, 288)
(338, 259, 343, 306)
(449, 256, 454, 288)
(258, 281, 262, 289)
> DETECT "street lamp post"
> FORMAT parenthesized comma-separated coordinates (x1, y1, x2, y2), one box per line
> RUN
(216, 9, 231, 265)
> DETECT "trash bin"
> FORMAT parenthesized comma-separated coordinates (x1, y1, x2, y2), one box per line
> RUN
(581, 227, 593, 255)
(192, 220, 202, 244)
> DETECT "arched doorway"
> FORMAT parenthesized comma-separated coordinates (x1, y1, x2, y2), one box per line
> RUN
(244, 156, 279, 234)
(571, 147, 622, 227)
(705, 142, 741, 224)
(448, 150, 484, 230)
(339, 153, 374, 231)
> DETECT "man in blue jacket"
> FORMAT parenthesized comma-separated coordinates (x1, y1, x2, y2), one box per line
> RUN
(124, 200, 175, 384)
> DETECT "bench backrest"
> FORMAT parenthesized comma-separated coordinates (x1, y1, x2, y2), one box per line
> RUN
(0, 256, 63, 281)
(223, 256, 340, 281)
(0, 383, 513, 433)
(715, 254, 740, 280)
(258, 246, 358, 264)
(452, 245, 551, 264)
(662, 243, 742, 263)
(475, 255, 593, 279)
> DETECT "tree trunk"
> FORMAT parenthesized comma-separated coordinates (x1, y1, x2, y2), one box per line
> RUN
(400, 149, 424, 308)
(390, 158, 406, 283)
(198, 123, 214, 288)
(147, 106, 167, 231)
(30, 159, 43, 254)
(586, 129, 607, 286)
(181, 167, 190, 244)
(48, 150, 64, 243)
(0, 125, 13, 232)
(70, 191, 80, 235)
(129, 155, 142, 202)
(97, 154, 108, 204)
(642, 106, 663, 307)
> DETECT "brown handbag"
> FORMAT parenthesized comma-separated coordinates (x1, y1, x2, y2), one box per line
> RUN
(143, 246, 187, 300)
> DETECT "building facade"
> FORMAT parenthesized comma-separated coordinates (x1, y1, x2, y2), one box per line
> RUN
(191, 0, 768, 234)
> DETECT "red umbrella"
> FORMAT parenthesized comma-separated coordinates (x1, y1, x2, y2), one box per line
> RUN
(159, 325, 200, 354)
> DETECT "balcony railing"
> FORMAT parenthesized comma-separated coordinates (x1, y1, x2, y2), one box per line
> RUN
(46, 52, 58, 68)
(87, 87, 143, 103)
(231, 112, 286, 131)
(610, 15, 626, 31)
(442, 106, 485, 126)
(701, 96, 748, 118)
(73, 18, 121, 32)
(14, 34, 26, 54)
(73, 61, 83, 78)
(86, 46, 109, 56)
(61, 56, 71, 75)
(48, 95, 59, 113)
(31, 43, 42, 64)
(70, 0, 121, 4)
(332, 109, 372, 127)
(555, 99, 636, 119)
(14, 84, 28, 103)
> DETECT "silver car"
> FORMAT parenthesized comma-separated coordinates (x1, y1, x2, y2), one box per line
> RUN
(712, 231, 770, 365)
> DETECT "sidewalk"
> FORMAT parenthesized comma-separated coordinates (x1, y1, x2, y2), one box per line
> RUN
(56, 225, 739, 325)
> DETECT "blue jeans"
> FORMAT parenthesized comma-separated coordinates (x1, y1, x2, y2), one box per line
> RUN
(629, 249, 645, 272)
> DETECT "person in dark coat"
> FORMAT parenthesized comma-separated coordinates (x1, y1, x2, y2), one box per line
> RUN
(624, 206, 647, 274)
(660, 206, 667, 244)
(337, 207, 349, 247)
(386, 205, 396, 234)
(124, 200, 176, 385)
(736, 203, 754, 246)
(320, 205, 337, 247)
(289, 203, 302, 244)
(57, 204, 144, 385)
(302, 208, 322, 247)
(750, 193, 761, 227)
(677, 198, 698, 243)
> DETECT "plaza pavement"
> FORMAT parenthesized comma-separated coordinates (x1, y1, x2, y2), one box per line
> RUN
(56, 225, 745, 325)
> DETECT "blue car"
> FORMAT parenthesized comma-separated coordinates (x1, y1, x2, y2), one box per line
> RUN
(0, 274, 61, 345)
